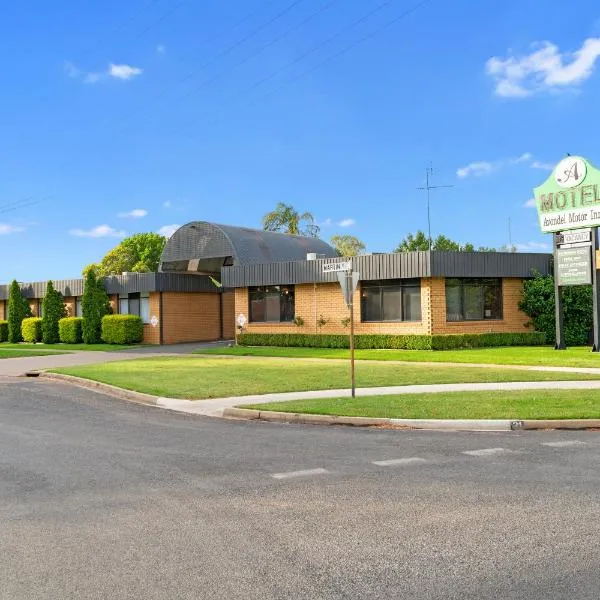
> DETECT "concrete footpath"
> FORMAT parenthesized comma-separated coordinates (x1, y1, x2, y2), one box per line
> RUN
(0, 341, 231, 377)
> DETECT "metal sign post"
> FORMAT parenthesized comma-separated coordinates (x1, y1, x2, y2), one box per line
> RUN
(592, 228, 600, 351)
(324, 260, 359, 397)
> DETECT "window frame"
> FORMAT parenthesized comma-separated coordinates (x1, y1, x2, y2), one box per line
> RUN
(248, 285, 295, 323)
(445, 278, 503, 322)
(360, 279, 422, 323)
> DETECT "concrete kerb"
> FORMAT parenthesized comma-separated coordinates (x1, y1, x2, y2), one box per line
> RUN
(39, 372, 600, 431)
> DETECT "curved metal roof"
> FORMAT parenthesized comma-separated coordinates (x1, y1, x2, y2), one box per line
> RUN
(160, 221, 337, 273)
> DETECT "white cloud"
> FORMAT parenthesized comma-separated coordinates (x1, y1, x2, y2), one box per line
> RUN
(64, 61, 80, 78)
(84, 72, 103, 84)
(118, 208, 148, 219)
(512, 152, 532, 163)
(531, 160, 554, 171)
(515, 241, 550, 251)
(0, 224, 25, 235)
(109, 63, 143, 80)
(157, 224, 180, 238)
(457, 161, 494, 178)
(486, 38, 600, 97)
(163, 200, 172, 208)
(70, 225, 126, 238)
(157, 44, 166, 54)
(523, 198, 536, 208)
(338, 218, 356, 227)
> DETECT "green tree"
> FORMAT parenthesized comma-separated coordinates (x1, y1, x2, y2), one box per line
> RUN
(87, 233, 167, 276)
(7, 280, 32, 343)
(82, 269, 110, 344)
(395, 231, 496, 252)
(42, 281, 66, 344)
(262, 203, 319, 237)
(519, 273, 592, 345)
(330, 234, 366, 257)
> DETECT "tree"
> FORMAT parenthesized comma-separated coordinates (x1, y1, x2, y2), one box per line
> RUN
(88, 233, 167, 276)
(394, 230, 430, 252)
(42, 281, 66, 344)
(394, 230, 498, 252)
(82, 269, 110, 344)
(330, 234, 366, 257)
(262, 203, 319, 237)
(7, 280, 32, 343)
(519, 273, 592, 345)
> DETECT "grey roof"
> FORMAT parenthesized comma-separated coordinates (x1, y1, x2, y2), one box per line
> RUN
(0, 272, 219, 300)
(221, 251, 553, 288)
(160, 222, 337, 274)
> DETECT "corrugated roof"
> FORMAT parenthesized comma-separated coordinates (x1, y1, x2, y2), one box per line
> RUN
(160, 222, 337, 272)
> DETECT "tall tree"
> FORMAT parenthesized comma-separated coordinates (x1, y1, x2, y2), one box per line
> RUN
(42, 281, 66, 344)
(87, 233, 167, 276)
(7, 280, 32, 343)
(82, 269, 110, 344)
(330, 234, 366, 257)
(262, 203, 319, 237)
(395, 231, 492, 252)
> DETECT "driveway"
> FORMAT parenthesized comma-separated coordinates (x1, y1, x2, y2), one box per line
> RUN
(0, 341, 232, 377)
(2, 378, 600, 599)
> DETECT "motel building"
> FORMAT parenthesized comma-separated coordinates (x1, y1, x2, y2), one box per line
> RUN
(0, 222, 552, 344)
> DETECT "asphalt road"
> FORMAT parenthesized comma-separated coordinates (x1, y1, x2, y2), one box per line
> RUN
(2, 378, 600, 599)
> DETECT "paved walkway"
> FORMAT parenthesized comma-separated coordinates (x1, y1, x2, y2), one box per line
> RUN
(155, 379, 600, 417)
(0, 341, 232, 377)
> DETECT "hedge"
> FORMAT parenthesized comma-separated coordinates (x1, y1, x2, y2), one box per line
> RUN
(101, 315, 144, 345)
(59, 317, 83, 344)
(236, 332, 546, 350)
(21, 317, 43, 343)
(0, 321, 8, 343)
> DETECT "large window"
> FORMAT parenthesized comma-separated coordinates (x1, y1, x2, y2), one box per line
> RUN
(119, 292, 150, 324)
(249, 286, 295, 322)
(361, 279, 421, 322)
(446, 278, 502, 321)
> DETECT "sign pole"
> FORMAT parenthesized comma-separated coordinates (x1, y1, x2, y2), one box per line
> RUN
(592, 227, 600, 352)
(553, 236, 566, 350)
(348, 271, 356, 398)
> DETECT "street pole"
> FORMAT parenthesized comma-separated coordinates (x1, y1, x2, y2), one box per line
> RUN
(349, 271, 356, 398)
(591, 227, 600, 352)
(553, 235, 566, 350)
(417, 166, 453, 252)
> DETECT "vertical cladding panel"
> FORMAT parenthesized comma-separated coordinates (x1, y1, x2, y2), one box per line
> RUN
(142, 293, 161, 344)
(162, 292, 221, 344)
(222, 291, 235, 339)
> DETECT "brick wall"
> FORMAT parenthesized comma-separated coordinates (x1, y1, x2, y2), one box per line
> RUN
(0, 300, 4, 320)
(142, 292, 161, 344)
(430, 277, 532, 334)
(222, 291, 235, 339)
(235, 282, 432, 335)
(162, 292, 222, 344)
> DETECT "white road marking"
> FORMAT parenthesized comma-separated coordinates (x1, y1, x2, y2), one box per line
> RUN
(271, 468, 329, 480)
(372, 458, 427, 467)
(542, 440, 587, 448)
(462, 447, 515, 457)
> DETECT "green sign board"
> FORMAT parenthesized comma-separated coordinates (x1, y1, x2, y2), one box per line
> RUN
(533, 156, 600, 233)
(556, 246, 592, 286)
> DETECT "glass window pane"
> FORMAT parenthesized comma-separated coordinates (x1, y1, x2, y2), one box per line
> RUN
(403, 286, 421, 321)
(463, 285, 483, 320)
(265, 292, 280, 321)
(140, 297, 150, 324)
(119, 298, 129, 315)
(382, 287, 402, 321)
(129, 295, 140, 317)
(250, 288, 266, 322)
(280, 286, 295, 322)
(76, 298, 83, 318)
(445, 282, 462, 321)
(361, 287, 381, 321)
(483, 281, 502, 319)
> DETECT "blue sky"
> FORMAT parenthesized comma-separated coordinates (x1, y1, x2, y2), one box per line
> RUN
(2, 0, 600, 281)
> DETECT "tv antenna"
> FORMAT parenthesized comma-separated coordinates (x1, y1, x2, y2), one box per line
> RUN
(416, 165, 454, 250)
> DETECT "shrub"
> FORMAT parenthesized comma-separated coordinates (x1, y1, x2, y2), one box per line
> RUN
(21, 317, 43, 343)
(101, 315, 144, 344)
(237, 332, 545, 350)
(519, 273, 592, 345)
(82, 268, 110, 344)
(7, 280, 32, 343)
(42, 281, 66, 344)
(0, 321, 8, 342)
(59, 317, 84, 344)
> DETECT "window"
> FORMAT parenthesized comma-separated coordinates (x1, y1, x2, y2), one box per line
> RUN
(118, 293, 149, 323)
(361, 279, 421, 322)
(140, 293, 150, 324)
(76, 297, 83, 318)
(249, 286, 295, 322)
(38, 300, 44, 318)
(119, 295, 129, 315)
(445, 278, 502, 321)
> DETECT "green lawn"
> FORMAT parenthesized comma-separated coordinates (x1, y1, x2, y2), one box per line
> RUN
(245, 390, 600, 420)
(54, 356, 600, 399)
(0, 349, 68, 359)
(0, 343, 139, 352)
(196, 345, 600, 368)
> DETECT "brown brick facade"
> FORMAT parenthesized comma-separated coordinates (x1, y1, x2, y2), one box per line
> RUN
(161, 292, 222, 344)
(221, 291, 235, 339)
(142, 292, 161, 345)
(234, 277, 530, 337)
